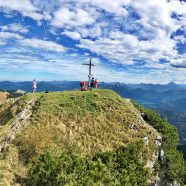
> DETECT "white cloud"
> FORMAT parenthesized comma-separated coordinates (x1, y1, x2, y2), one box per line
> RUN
(170, 54, 186, 68)
(174, 35, 186, 44)
(78, 38, 134, 65)
(0, 31, 23, 39)
(78, 31, 177, 66)
(0, 0, 44, 21)
(67, 0, 130, 16)
(52, 7, 96, 27)
(169, 0, 186, 16)
(0, 23, 29, 33)
(61, 31, 81, 40)
(63, 0, 184, 70)
(130, 0, 182, 37)
(0, 0, 186, 83)
(75, 22, 107, 39)
(87, 0, 129, 16)
(19, 38, 66, 52)
(109, 31, 139, 47)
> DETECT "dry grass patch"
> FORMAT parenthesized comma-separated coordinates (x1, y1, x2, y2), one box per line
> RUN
(15, 90, 160, 164)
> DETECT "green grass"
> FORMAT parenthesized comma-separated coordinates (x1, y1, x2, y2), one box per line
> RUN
(0, 89, 162, 185)
(15, 90, 159, 162)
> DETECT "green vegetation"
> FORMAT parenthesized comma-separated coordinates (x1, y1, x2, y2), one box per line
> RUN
(16, 90, 158, 162)
(27, 141, 147, 186)
(13, 89, 159, 185)
(0, 89, 185, 185)
(133, 102, 186, 184)
(0, 93, 31, 127)
(178, 145, 186, 160)
(0, 100, 16, 126)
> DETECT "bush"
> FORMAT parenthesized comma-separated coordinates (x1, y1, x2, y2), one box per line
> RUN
(165, 148, 185, 183)
(133, 102, 186, 184)
(27, 142, 147, 186)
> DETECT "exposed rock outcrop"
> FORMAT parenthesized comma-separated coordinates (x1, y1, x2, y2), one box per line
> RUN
(0, 99, 36, 152)
(0, 98, 36, 186)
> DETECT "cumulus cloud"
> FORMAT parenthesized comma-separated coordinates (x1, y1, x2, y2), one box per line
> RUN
(130, 0, 179, 37)
(85, 0, 129, 16)
(78, 30, 177, 66)
(65, 0, 130, 16)
(0, 31, 23, 39)
(0, 0, 44, 21)
(0, 23, 29, 33)
(171, 54, 186, 68)
(76, 22, 107, 39)
(0, 0, 186, 83)
(61, 31, 81, 40)
(174, 35, 186, 44)
(42, 0, 185, 69)
(52, 7, 96, 27)
(19, 38, 66, 52)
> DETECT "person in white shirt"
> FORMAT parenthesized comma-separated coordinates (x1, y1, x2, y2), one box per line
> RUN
(32, 79, 37, 93)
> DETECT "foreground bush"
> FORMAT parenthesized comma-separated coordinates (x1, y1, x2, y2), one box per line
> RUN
(27, 142, 147, 186)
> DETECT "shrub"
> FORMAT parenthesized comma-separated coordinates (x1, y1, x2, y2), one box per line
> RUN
(133, 102, 186, 184)
(27, 142, 147, 186)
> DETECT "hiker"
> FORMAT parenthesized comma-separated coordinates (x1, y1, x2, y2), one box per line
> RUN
(94, 79, 98, 89)
(32, 79, 37, 93)
(80, 81, 87, 91)
(90, 77, 95, 89)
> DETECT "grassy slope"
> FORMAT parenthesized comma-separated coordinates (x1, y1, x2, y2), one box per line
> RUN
(17, 90, 159, 159)
(0, 89, 160, 185)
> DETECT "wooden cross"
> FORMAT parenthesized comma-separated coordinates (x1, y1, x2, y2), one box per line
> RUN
(82, 57, 96, 87)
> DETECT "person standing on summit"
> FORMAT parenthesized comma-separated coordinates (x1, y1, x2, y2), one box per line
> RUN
(94, 79, 98, 89)
(90, 77, 95, 89)
(32, 79, 37, 93)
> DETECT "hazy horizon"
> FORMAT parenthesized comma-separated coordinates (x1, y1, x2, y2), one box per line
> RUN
(0, 80, 185, 86)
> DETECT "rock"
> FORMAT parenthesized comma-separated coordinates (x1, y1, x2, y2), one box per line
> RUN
(146, 159, 154, 169)
(0, 98, 36, 153)
(159, 150, 165, 162)
(15, 89, 26, 94)
(167, 181, 180, 186)
(152, 151, 159, 160)
(144, 136, 149, 144)
(155, 135, 162, 146)
(129, 123, 138, 132)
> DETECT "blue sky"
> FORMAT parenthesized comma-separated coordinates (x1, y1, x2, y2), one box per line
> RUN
(0, 0, 186, 84)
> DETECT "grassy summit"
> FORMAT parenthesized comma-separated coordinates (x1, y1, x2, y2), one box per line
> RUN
(16, 89, 159, 160)
(0, 89, 184, 185)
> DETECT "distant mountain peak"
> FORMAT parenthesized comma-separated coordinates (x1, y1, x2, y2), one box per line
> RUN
(168, 82, 177, 85)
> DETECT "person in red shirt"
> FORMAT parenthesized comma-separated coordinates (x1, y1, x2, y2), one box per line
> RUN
(80, 81, 87, 91)
(94, 79, 98, 89)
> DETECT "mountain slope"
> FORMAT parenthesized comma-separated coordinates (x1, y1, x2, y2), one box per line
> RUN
(23, 90, 158, 150)
(0, 91, 9, 103)
(0, 89, 184, 185)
